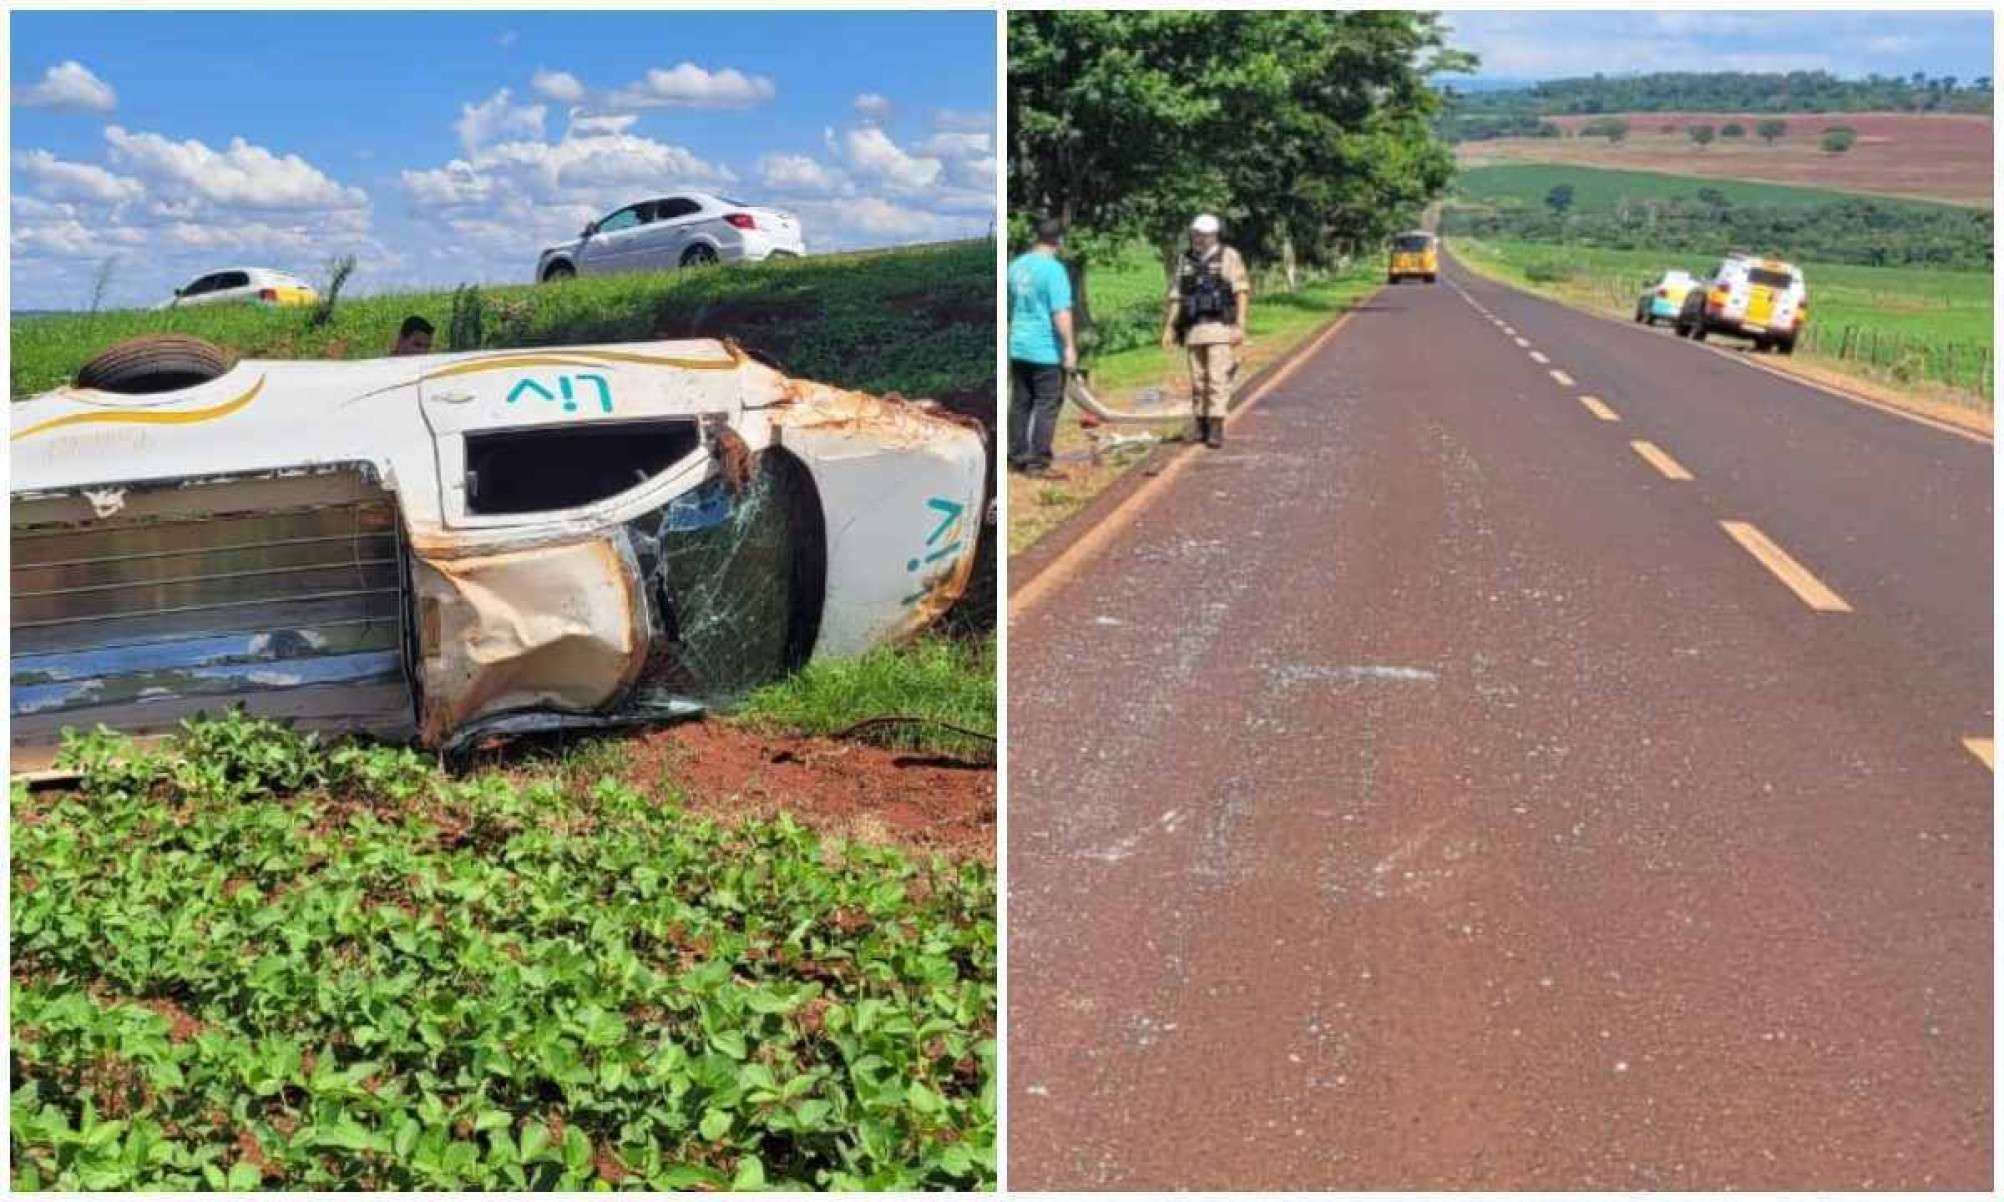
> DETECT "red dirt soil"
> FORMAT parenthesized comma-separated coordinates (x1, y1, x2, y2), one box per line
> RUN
(1461, 110, 1992, 206)
(626, 720, 995, 858)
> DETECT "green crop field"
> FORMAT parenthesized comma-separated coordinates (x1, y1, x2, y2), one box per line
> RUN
(1452, 162, 1975, 217)
(11, 240, 995, 404)
(1451, 236, 1994, 403)
(10, 716, 995, 1190)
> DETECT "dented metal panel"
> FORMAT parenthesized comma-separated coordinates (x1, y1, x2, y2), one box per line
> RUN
(10, 339, 986, 769)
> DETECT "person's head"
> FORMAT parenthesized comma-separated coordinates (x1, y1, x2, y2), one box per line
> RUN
(1189, 213, 1221, 253)
(392, 315, 434, 356)
(1033, 217, 1065, 252)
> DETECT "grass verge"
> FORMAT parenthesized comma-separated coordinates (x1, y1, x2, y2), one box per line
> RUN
(10, 714, 995, 1191)
(1007, 255, 1379, 556)
(734, 635, 996, 760)
(1448, 235, 1994, 424)
(11, 241, 994, 405)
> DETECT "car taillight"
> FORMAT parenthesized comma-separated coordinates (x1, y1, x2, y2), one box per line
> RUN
(723, 213, 757, 230)
(1656, 288, 1668, 298)
(258, 288, 278, 302)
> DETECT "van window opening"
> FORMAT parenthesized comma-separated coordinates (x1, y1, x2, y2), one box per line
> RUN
(1394, 235, 1433, 252)
(1748, 268, 1793, 290)
(464, 420, 702, 515)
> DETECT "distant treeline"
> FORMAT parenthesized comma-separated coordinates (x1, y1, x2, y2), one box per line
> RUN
(1440, 193, 1994, 272)
(1440, 71, 1992, 141)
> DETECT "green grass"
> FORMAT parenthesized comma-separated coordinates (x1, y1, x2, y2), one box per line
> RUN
(12, 240, 994, 403)
(736, 635, 996, 760)
(1452, 235, 1994, 402)
(11, 714, 996, 1190)
(1453, 162, 1974, 216)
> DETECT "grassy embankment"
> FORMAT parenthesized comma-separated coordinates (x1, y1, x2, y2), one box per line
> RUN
(11, 717, 994, 1190)
(1445, 165, 1993, 411)
(1008, 244, 1378, 555)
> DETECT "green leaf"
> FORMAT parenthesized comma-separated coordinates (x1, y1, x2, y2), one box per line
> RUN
(698, 1108, 732, 1142)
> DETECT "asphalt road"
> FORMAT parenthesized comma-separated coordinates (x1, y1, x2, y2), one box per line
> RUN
(1005, 255, 1993, 1190)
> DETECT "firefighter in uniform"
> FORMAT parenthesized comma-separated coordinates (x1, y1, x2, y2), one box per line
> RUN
(1161, 213, 1250, 448)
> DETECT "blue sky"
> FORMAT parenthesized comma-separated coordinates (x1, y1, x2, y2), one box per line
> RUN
(1441, 10, 1994, 84)
(11, 10, 996, 309)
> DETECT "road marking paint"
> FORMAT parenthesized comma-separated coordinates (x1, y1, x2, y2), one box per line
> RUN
(1502, 325, 1517, 336)
(1630, 440, 1694, 480)
(1512, 336, 1530, 347)
(1719, 521, 1852, 613)
(1529, 350, 1549, 364)
(1963, 737, 1994, 770)
(1580, 395, 1620, 421)
(1549, 369, 1575, 387)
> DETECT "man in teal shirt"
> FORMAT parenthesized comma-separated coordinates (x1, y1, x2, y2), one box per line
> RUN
(1007, 218, 1077, 476)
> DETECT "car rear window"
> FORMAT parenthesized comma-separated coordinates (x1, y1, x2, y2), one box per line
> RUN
(1394, 236, 1432, 252)
(1748, 268, 1794, 289)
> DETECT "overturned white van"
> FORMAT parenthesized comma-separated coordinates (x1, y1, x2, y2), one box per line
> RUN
(10, 336, 987, 770)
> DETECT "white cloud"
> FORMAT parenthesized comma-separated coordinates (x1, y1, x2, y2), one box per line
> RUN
(932, 108, 993, 133)
(604, 62, 776, 110)
(103, 126, 367, 211)
(13, 150, 144, 204)
(841, 126, 943, 192)
(531, 68, 586, 104)
(565, 110, 638, 138)
(454, 88, 547, 156)
(854, 92, 893, 120)
(915, 130, 991, 159)
(954, 156, 997, 191)
(758, 152, 849, 195)
(13, 60, 118, 114)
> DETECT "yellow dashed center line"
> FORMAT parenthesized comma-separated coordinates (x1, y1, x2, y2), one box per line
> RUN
(1963, 737, 1995, 770)
(1512, 336, 1530, 347)
(1580, 395, 1619, 421)
(1720, 521, 1852, 613)
(1502, 326, 1517, 336)
(1529, 350, 1549, 364)
(1630, 440, 1694, 480)
(1549, 369, 1575, 387)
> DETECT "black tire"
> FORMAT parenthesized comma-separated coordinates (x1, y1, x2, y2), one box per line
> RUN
(1690, 323, 1708, 343)
(1752, 337, 1771, 353)
(1424, 274, 1437, 284)
(541, 260, 575, 283)
(681, 243, 720, 268)
(1387, 275, 1400, 285)
(1778, 336, 1797, 356)
(75, 334, 232, 394)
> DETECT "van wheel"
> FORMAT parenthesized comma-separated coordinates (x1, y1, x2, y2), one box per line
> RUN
(1778, 336, 1797, 356)
(1690, 324, 1708, 343)
(1424, 274, 1437, 284)
(75, 334, 233, 394)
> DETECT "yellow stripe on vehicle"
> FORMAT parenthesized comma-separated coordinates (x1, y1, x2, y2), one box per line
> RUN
(13, 375, 266, 442)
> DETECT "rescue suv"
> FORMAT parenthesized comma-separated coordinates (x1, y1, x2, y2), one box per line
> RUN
(1675, 253, 1807, 353)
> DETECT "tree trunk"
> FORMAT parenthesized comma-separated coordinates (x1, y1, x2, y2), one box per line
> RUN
(1281, 234, 1299, 293)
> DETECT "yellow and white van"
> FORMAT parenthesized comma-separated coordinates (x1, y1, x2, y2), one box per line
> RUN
(1675, 253, 1807, 354)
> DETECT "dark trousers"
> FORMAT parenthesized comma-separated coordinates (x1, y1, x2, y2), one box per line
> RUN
(1009, 360, 1065, 468)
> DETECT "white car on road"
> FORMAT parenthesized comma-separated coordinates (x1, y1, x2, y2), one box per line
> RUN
(156, 266, 318, 310)
(536, 192, 806, 282)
